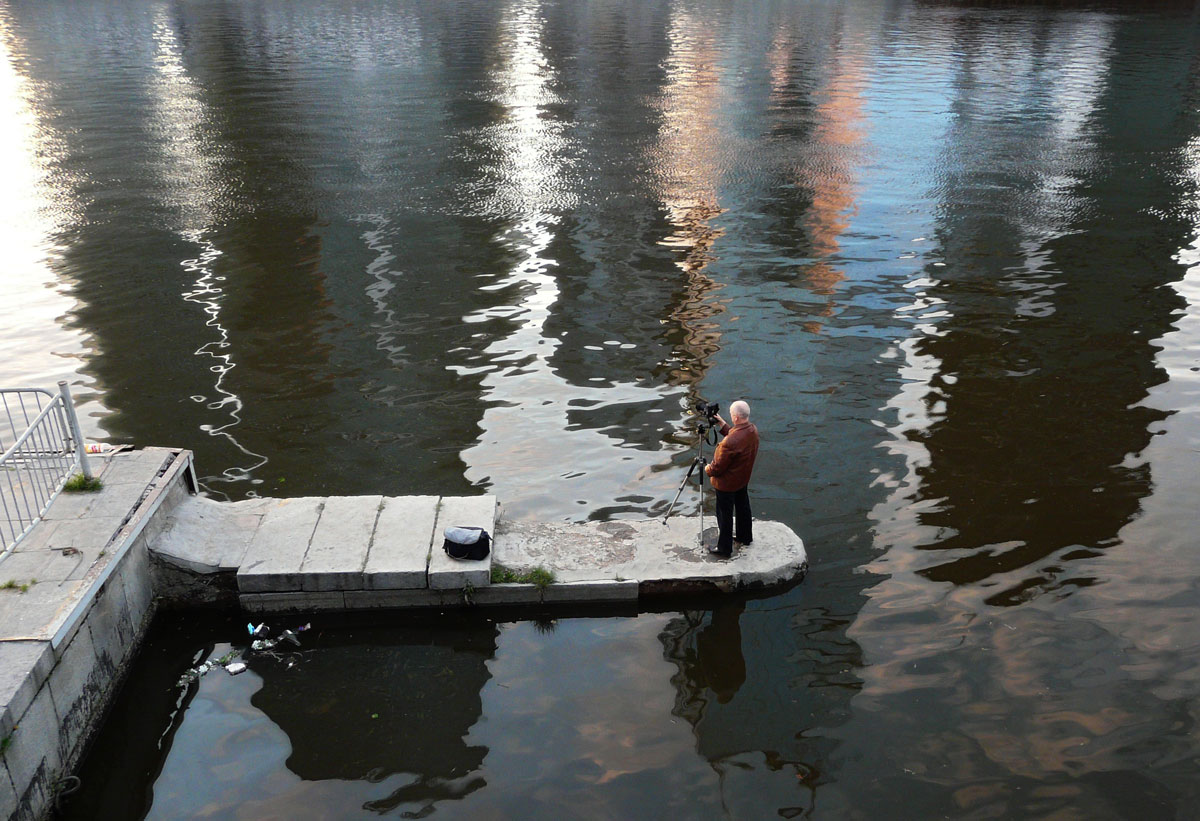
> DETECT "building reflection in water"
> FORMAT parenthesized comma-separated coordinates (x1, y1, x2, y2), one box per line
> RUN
(0, 6, 93, 413)
(653, 4, 727, 385)
(4, 0, 341, 493)
(778, 36, 865, 309)
(841, 10, 1200, 808)
(452, 0, 696, 519)
(652, 9, 883, 814)
(148, 8, 270, 489)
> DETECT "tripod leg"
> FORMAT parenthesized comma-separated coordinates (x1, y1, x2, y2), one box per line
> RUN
(662, 456, 702, 523)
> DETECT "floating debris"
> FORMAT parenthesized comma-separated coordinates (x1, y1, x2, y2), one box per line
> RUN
(176, 650, 238, 687)
(177, 623, 312, 687)
(249, 623, 310, 652)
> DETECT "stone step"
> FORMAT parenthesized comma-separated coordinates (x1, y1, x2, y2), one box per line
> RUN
(299, 495, 382, 592)
(365, 495, 440, 590)
(235, 495, 496, 594)
(428, 495, 496, 590)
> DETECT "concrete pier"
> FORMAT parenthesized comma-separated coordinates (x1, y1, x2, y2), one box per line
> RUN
(0, 448, 806, 821)
(150, 490, 807, 612)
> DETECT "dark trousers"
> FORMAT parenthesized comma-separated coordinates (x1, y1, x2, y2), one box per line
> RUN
(714, 486, 752, 555)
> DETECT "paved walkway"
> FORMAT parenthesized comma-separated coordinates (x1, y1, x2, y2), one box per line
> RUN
(0, 449, 176, 645)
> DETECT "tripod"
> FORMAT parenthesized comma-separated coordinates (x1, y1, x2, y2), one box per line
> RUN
(663, 419, 720, 547)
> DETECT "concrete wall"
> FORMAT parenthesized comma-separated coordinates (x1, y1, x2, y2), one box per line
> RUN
(1, 454, 194, 821)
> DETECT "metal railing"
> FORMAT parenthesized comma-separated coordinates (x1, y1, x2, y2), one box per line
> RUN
(1, 381, 92, 555)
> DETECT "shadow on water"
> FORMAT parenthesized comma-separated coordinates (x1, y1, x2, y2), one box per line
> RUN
(248, 624, 497, 813)
(56, 611, 500, 821)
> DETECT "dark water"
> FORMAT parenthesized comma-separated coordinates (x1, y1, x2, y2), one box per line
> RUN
(4, 0, 1199, 817)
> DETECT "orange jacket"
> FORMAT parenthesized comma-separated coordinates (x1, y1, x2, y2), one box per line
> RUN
(707, 421, 759, 492)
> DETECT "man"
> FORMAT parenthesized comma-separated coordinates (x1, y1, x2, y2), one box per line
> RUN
(703, 400, 759, 557)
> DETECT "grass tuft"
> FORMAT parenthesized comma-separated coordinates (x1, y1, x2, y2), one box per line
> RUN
(490, 564, 556, 589)
(63, 474, 103, 492)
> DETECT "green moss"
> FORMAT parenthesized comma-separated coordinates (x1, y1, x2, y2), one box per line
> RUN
(63, 474, 103, 492)
(490, 564, 556, 590)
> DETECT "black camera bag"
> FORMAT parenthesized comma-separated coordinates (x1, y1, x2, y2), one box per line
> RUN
(442, 526, 491, 561)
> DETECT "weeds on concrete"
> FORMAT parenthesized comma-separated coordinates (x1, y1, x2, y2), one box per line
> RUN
(490, 564, 556, 589)
(1, 729, 13, 756)
(0, 578, 35, 593)
(63, 473, 102, 492)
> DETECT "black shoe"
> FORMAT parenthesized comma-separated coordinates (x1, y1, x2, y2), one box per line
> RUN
(734, 538, 752, 547)
(707, 545, 732, 558)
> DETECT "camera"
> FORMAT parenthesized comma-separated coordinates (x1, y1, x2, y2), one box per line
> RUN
(694, 399, 720, 420)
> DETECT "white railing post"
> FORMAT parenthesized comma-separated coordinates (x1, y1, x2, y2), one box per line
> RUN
(57, 380, 93, 480)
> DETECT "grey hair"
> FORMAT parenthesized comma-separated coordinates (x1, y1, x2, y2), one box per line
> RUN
(730, 400, 750, 420)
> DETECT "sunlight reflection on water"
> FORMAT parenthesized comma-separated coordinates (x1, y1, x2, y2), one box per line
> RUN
(13, 0, 1200, 817)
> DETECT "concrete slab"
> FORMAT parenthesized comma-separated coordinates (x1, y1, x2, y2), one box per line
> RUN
(120, 538, 155, 634)
(299, 496, 382, 591)
(470, 583, 542, 606)
(238, 498, 324, 593)
(10, 516, 123, 555)
(0, 549, 84, 584)
(1, 759, 17, 821)
(428, 496, 496, 590)
(344, 589, 449, 610)
(46, 621, 97, 763)
(0, 581, 86, 642)
(364, 496, 438, 590)
(492, 519, 639, 583)
(2, 515, 128, 599)
(151, 495, 268, 574)
(36, 489, 98, 520)
(1, 684, 60, 806)
(541, 580, 639, 603)
(494, 516, 807, 592)
(41, 482, 145, 523)
(83, 577, 134, 676)
(93, 449, 172, 486)
(0, 641, 53, 738)
(140, 477, 192, 548)
(240, 591, 346, 613)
